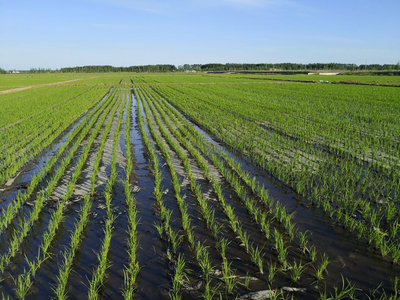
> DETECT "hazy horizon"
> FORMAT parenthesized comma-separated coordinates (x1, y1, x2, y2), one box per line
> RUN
(1, 0, 399, 70)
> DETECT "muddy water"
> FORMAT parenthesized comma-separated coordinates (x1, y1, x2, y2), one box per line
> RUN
(133, 91, 180, 300)
(100, 93, 130, 299)
(159, 95, 400, 297)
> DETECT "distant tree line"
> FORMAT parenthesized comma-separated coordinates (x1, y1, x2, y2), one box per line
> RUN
(59, 65, 177, 73)
(30, 68, 55, 73)
(198, 62, 400, 71)
(58, 63, 400, 73)
(2, 62, 399, 74)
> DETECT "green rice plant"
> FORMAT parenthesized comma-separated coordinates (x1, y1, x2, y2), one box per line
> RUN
(308, 245, 318, 262)
(169, 254, 187, 300)
(329, 276, 357, 300)
(242, 273, 252, 290)
(290, 260, 306, 282)
(389, 220, 399, 240)
(203, 281, 220, 300)
(222, 260, 237, 295)
(268, 262, 278, 283)
(240, 231, 251, 253)
(261, 216, 273, 240)
(216, 238, 230, 259)
(53, 194, 92, 300)
(249, 244, 264, 274)
(299, 230, 309, 254)
(169, 229, 183, 254)
(385, 202, 396, 222)
(315, 253, 330, 281)
(14, 271, 33, 300)
(380, 241, 391, 258)
(199, 253, 213, 283)
(274, 229, 288, 269)
(391, 244, 400, 264)
(269, 288, 283, 300)
(155, 222, 164, 238)
(392, 277, 399, 299)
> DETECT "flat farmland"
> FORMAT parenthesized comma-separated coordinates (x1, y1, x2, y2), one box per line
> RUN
(0, 73, 399, 300)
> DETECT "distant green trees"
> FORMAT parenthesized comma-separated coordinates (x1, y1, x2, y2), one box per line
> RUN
(30, 68, 54, 73)
(60, 65, 177, 73)
(29, 68, 57, 73)
(177, 64, 202, 72)
(4, 62, 398, 74)
(199, 63, 400, 72)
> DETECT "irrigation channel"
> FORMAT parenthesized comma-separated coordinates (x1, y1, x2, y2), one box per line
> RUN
(0, 85, 398, 299)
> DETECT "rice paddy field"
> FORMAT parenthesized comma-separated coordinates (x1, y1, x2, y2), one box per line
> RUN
(203, 73, 400, 86)
(0, 73, 399, 299)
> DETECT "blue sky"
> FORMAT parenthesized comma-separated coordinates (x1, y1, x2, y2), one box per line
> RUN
(1, 0, 399, 69)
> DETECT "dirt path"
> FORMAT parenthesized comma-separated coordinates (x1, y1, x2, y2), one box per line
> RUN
(0, 76, 99, 95)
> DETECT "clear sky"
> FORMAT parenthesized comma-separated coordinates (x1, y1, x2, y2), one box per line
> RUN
(1, 0, 399, 70)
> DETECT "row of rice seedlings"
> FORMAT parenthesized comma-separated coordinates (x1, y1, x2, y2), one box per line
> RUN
(146, 88, 331, 281)
(90, 88, 122, 195)
(141, 90, 271, 294)
(190, 101, 329, 281)
(306, 175, 400, 262)
(135, 89, 182, 259)
(148, 90, 315, 245)
(143, 88, 266, 269)
(136, 89, 193, 300)
(13, 89, 123, 299)
(87, 87, 127, 300)
(0, 88, 116, 235)
(122, 88, 140, 300)
(160, 82, 399, 177)
(0, 87, 107, 166)
(0, 87, 110, 185)
(155, 85, 400, 264)
(169, 254, 188, 300)
(0, 86, 104, 157)
(53, 194, 92, 300)
(139, 88, 239, 297)
(217, 150, 399, 268)
(0, 89, 119, 280)
(292, 165, 400, 262)
(146, 88, 309, 289)
(140, 89, 227, 299)
(52, 89, 124, 300)
(154, 88, 400, 298)
(143, 89, 271, 271)
(151, 86, 400, 295)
